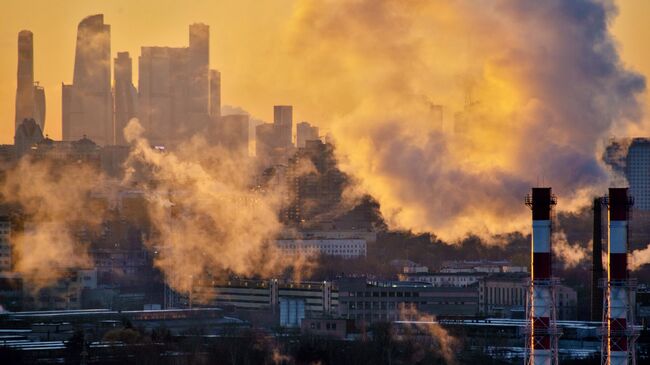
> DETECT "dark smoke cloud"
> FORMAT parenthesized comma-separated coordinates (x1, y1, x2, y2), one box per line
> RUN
(281, 0, 646, 241)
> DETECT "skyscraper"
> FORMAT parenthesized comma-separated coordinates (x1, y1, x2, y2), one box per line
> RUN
(15, 30, 46, 133)
(188, 24, 209, 115)
(33, 83, 46, 131)
(209, 69, 221, 119)
(114, 52, 137, 145)
(138, 24, 212, 147)
(62, 14, 112, 145)
(274, 105, 293, 148)
(296, 121, 319, 148)
(219, 114, 249, 156)
(626, 138, 650, 210)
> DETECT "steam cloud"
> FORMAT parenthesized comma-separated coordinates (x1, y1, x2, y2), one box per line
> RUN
(282, 0, 645, 241)
(122, 120, 311, 298)
(399, 308, 459, 364)
(552, 231, 589, 269)
(0, 158, 106, 288)
(630, 244, 650, 271)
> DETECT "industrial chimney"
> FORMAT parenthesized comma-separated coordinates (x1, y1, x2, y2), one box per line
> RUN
(524, 187, 559, 365)
(602, 188, 637, 365)
(592, 197, 604, 322)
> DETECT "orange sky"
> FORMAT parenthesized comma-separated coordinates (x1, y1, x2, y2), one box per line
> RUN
(0, 0, 648, 144)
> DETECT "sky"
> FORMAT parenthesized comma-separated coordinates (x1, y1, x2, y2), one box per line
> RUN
(0, 0, 648, 143)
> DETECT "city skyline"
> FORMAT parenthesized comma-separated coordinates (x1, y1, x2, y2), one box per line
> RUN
(2, 2, 650, 363)
(0, 0, 647, 144)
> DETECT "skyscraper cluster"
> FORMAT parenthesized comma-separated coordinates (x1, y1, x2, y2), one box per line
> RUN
(13, 14, 325, 164)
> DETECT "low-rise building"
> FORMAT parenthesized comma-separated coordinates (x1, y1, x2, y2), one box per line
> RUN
(0, 215, 12, 272)
(399, 272, 485, 288)
(440, 260, 527, 274)
(301, 317, 355, 339)
(478, 273, 577, 320)
(337, 279, 478, 323)
(195, 279, 338, 317)
(276, 239, 367, 259)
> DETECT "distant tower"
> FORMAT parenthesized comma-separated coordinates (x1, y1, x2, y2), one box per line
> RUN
(15, 30, 48, 134)
(62, 14, 112, 145)
(188, 23, 210, 119)
(602, 188, 637, 365)
(209, 69, 221, 119)
(219, 114, 249, 156)
(296, 121, 319, 148)
(524, 187, 559, 365)
(274, 105, 293, 148)
(33, 83, 46, 131)
(114, 52, 137, 145)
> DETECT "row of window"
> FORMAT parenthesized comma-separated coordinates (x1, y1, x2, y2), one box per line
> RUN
(346, 301, 423, 310)
(348, 291, 420, 298)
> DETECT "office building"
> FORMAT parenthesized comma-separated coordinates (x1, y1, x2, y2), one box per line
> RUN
(478, 273, 577, 320)
(296, 121, 319, 148)
(219, 114, 249, 155)
(276, 238, 367, 259)
(15, 30, 46, 133)
(113, 52, 137, 145)
(14, 118, 44, 158)
(209, 69, 221, 119)
(62, 15, 113, 146)
(274, 105, 293, 148)
(626, 138, 650, 210)
(337, 279, 479, 323)
(138, 24, 212, 147)
(188, 24, 209, 115)
(196, 279, 338, 316)
(0, 215, 11, 272)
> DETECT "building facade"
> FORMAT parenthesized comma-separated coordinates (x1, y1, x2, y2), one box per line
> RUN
(276, 239, 367, 259)
(195, 279, 338, 316)
(0, 215, 12, 272)
(337, 279, 479, 323)
(113, 52, 137, 145)
(15, 30, 46, 133)
(296, 121, 319, 148)
(478, 273, 577, 320)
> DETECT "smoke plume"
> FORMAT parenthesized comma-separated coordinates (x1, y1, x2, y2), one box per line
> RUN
(280, 0, 645, 241)
(0, 158, 106, 288)
(399, 308, 459, 364)
(552, 231, 589, 268)
(630, 244, 650, 271)
(123, 119, 311, 297)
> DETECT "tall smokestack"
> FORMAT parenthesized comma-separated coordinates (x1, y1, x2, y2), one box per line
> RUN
(592, 197, 604, 322)
(525, 187, 559, 365)
(603, 188, 636, 365)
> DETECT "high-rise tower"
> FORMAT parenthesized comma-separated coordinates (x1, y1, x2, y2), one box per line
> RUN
(274, 105, 293, 149)
(138, 24, 211, 147)
(114, 52, 137, 145)
(15, 30, 46, 133)
(209, 69, 221, 120)
(15, 30, 34, 132)
(188, 23, 209, 114)
(62, 14, 112, 145)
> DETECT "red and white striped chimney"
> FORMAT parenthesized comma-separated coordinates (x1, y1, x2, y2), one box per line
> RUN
(528, 187, 557, 365)
(606, 187, 632, 365)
